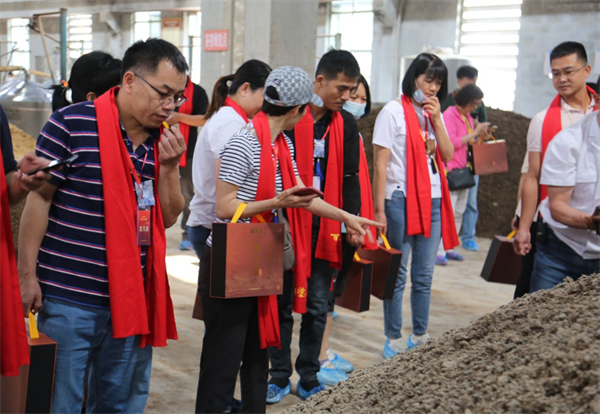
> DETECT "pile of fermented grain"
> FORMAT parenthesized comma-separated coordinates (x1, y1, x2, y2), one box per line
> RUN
(285, 274, 600, 414)
(9, 123, 37, 253)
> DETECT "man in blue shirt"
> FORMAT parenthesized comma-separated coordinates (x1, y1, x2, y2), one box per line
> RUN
(18, 39, 188, 413)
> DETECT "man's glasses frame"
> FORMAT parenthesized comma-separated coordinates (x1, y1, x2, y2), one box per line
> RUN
(134, 73, 187, 108)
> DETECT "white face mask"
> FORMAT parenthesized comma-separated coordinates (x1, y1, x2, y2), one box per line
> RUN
(343, 100, 367, 119)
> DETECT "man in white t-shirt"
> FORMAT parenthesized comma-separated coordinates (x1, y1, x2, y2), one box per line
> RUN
(530, 91, 600, 292)
(513, 42, 595, 294)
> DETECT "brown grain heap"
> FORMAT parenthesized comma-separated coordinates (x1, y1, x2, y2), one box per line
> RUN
(285, 274, 600, 414)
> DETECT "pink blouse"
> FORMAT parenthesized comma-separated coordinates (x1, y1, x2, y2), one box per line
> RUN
(442, 105, 474, 172)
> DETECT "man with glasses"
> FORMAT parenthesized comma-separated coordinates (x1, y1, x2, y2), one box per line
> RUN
(18, 38, 188, 413)
(513, 41, 596, 293)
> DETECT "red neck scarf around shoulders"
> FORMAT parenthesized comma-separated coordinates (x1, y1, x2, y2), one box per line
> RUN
(401, 95, 458, 250)
(540, 85, 597, 201)
(252, 111, 307, 348)
(0, 152, 30, 376)
(177, 76, 195, 168)
(224, 97, 249, 124)
(358, 133, 378, 250)
(294, 109, 345, 267)
(95, 86, 177, 347)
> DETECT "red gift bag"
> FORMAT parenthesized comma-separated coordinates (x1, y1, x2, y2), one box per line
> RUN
(357, 235, 402, 300)
(481, 231, 523, 285)
(336, 253, 373, 312)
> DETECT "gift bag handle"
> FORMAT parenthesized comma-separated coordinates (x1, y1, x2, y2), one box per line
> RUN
(381, 234, 392, 250)
(29, 311, 39, 339)
(232, 202, 267, 224)
(505, 229, 517, 241)
(354, 252, 361, 262)
(476, 134, 497, 145)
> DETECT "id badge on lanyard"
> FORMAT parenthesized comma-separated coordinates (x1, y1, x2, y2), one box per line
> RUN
(132, 153, 156, 246)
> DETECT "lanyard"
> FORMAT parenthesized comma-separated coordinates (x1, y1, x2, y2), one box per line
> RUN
(418, 111, 431, 143)
(271, 139, 279, 174)
(461, 113, 473, 134)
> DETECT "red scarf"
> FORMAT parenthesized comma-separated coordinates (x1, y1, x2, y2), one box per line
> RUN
(0, 153, 30, 376)
(401, 95, 458, 250)
(96, 87, 177, 347)
(358, 134, 377, 250)
(540, 85, 597, 201)
(252, 111, 306, 349)
(177, 77, 195, 168)
(224, 97, 249, 123)
(295, 110, 345, 268)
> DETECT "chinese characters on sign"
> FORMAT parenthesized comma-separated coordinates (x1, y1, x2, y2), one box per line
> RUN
(204, 30, 229, 51)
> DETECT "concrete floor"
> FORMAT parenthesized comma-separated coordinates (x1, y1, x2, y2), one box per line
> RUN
(145, 221, 515, 413)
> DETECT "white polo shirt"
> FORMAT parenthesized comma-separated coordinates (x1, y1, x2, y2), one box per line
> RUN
(372, 98, 444, 200)
(540, 111, 600, 259)
(187, 106, 248, 228)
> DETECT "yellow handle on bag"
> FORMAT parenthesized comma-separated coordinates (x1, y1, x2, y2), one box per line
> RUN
(354, 252, 361, 262)
(506, 230, 517, 241)
(232, 202, 266, 224)
(381, 234, 392, 250)
(29, 311, 39, 339)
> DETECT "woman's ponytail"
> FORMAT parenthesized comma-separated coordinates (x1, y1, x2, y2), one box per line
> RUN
(205, 74, 234, 121)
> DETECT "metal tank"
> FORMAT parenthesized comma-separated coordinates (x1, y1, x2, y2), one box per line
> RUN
(0, 68, 52, 140)
(400, 46, 473, 96)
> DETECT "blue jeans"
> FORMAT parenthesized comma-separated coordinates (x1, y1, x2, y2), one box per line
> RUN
(383, 191, 442, 338)
(461, 175, 479, 242)
(188, 225, 212, 259)
(37, 297, 152, 414)
(530, 229, 600, 293)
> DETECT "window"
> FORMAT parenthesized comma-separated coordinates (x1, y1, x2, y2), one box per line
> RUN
(188, 12, 202, 84)
(327, 1, 374, 84)
(134, 12, 162, 42)
(68, 14, 93, 60)
(457, 0, 523, 110)
(7, 18, 30, 69)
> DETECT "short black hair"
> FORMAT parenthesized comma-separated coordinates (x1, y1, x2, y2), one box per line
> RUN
(401, 53, 448, 104)
(457, 65, 478, 80)
(261, 86, 307, 117)
(122, 38, 189, 79)
(550, 41, 588, 63)
(316, 49, 360, 81)
(51, 51, 121, 111)
(453, 84, 484, 107)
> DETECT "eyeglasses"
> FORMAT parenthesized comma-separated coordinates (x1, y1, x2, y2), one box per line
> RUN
(134, 73, 187, 107)
(551, 66, 584, 80)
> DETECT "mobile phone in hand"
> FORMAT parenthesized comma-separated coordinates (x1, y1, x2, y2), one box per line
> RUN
(26, 154, 79, 176)
(292, 186, 324, 198)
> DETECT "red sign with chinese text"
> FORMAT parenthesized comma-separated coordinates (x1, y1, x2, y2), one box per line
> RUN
(204, 30, 229, 51)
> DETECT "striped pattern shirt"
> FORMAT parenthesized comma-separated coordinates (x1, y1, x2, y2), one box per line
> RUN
(206, 123, 298, 247)
(35, 101, 158, 309)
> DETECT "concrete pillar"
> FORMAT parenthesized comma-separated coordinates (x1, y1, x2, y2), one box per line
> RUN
(200, 0, 318, 93)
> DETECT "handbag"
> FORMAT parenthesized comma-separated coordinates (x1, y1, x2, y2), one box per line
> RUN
(336, 253, 373, 312)
(472, 136, 508, 176)
(210, 203, 284, 298)
(0, 312, 57, 414)
(446, 167, 476, 191)
(277, 209, 295, 271)
(480, 230, 523, 285)
(357, 235, 402, 300)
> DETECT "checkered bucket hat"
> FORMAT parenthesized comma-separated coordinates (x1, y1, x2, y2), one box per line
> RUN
(264, 66, 323, 108)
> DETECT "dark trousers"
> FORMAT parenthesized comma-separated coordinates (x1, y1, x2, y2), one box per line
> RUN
(195, 247, 268, 414)
(514, 221, 537, 299)
(180, 164, 194, 240)
(269, 257, 336, 383)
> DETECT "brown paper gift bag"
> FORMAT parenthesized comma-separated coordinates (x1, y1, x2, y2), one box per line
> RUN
(1, 312, 57, 414)
(210, 203, 284, 299)
(472, 138, 508, 176)
(336, 253, 373, 312)
(481, 231, 523, 285)
(357, 235, 402, 300)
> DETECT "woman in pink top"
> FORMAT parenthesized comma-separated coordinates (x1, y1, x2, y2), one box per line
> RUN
(437, 84, 490, 264)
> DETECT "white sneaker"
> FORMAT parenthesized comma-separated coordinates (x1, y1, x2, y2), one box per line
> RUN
(407, 333, 430, 349)
(389, 337, 409, 353)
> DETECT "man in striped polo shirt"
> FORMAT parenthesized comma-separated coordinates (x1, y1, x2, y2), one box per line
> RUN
(18, 39, 188, 413)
